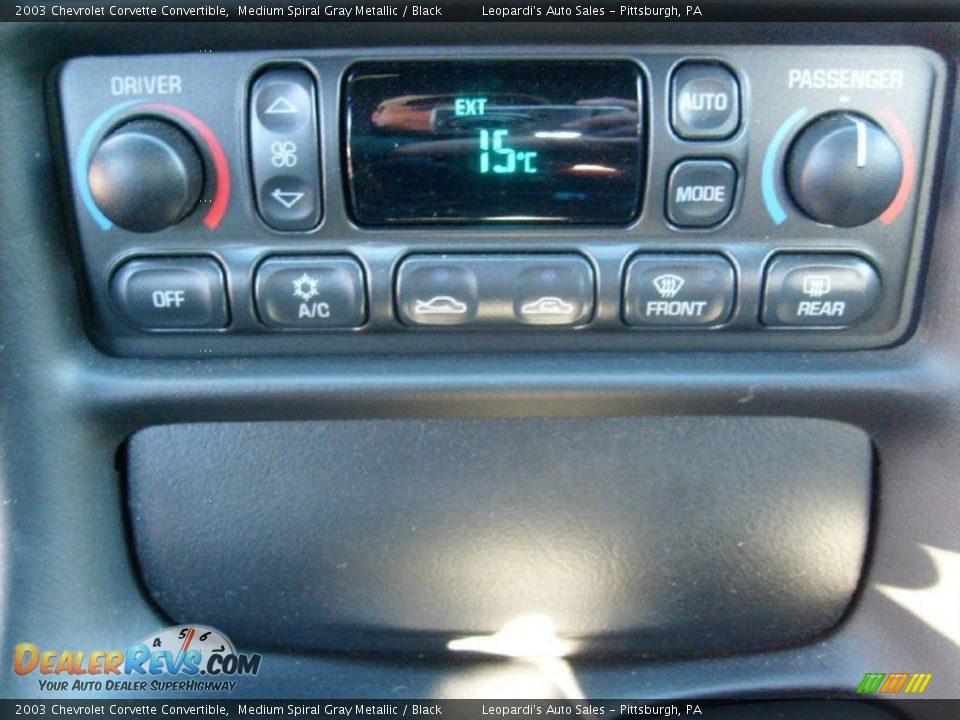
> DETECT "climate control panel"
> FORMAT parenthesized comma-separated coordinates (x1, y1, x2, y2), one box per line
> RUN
(56, 46, 945, 356)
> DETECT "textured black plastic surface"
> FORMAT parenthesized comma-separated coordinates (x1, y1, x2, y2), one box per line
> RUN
(2, 20, 960, 705)
(127, 418, 872, 656)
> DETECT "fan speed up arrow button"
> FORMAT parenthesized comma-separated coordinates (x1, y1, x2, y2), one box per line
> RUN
(249, 66, 322, 231)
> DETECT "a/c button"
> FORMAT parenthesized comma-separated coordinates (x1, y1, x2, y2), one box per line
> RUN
(255, 257, 366, 329)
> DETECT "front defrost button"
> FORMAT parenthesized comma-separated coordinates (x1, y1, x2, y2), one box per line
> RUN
(624, 254, 735, 327)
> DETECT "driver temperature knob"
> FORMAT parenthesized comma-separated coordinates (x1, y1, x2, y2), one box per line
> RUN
(785, 111, 902, 228)
(88, 118, 204, 233)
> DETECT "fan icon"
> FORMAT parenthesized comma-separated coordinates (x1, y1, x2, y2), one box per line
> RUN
(292, 273, 320, 302)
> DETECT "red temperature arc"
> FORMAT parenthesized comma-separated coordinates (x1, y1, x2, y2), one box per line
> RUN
(139, 102, 231, 229)
(878, 108, 916, 226)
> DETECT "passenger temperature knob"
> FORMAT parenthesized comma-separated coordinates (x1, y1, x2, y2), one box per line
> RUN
(785, 111, 902, 228)
(88, 118, 204, 233)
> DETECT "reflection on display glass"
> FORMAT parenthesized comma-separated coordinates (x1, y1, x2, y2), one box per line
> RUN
(344, 61, 645, 225)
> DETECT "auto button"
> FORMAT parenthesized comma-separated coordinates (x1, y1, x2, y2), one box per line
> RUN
(671, 63, 740, 140)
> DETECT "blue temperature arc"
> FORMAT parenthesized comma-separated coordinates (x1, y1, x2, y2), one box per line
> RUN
(762, 107, 808, 226)
(76, 99, 144, 230)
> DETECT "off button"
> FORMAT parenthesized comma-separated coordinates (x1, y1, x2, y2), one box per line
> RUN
(667, 159, 736, 227)
(110, 257, 228, 330)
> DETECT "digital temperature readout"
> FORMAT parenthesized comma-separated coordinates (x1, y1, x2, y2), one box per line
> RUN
(344, 61, 644, 225)
(478, 128, 538, 175)
(453, 96, 540, 175)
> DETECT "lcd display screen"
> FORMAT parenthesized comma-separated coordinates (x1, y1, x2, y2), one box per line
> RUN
(344, 61, 644, 225)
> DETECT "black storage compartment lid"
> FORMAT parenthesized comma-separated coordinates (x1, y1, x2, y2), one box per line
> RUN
(127, 417, 872, 657)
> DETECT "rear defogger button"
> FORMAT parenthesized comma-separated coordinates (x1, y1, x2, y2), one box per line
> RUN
(762, 254, 880, 327)
(624, 254, 736, 327)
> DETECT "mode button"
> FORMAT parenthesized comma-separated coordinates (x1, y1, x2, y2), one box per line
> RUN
(667, 159, 737, 227)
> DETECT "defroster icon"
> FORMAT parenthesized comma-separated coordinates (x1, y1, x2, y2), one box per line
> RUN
(652, 274, 685, 298)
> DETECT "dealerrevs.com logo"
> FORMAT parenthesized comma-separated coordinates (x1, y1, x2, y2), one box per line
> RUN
(13, 625, 261, 693)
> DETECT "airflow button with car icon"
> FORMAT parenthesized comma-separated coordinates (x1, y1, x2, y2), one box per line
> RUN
(396, 255, 594, 329)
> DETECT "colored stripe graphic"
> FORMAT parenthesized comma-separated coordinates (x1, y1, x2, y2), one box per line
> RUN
(857, 673, 886, 694)
(877, 108, 916, 226)
(857, 671, 932, 694)
(904, 673, 933, 694)
(181, 627, 196, 653)
(880, 672, 909, 693)
(762, 107, 808, 226)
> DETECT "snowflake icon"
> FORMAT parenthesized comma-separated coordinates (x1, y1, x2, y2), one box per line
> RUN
(292, 273, 320, 302)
